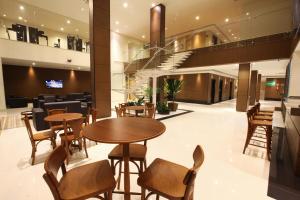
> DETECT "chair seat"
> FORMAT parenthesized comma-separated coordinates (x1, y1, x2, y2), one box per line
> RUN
(51, 124, 64, 131)
(33, 131, 54, 141)
(254, 115, 272, 121)
(250, 119, 272, 126)
(257, 112, 273, 116)
(260, 109, 274, 113)
(108, 144, 147, 161)
(58, 160, 115, 200)
(137, 158, 189, 199)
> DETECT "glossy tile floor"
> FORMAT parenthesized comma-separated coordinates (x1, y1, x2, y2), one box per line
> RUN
(0, 100, 279, 200)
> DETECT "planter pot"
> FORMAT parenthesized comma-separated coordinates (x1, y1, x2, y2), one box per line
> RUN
(168, 102, 178, 111)
(157, 110, 170, 115)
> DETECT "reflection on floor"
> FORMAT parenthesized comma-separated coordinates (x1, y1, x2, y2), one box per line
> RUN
(0, 99, 280, 200)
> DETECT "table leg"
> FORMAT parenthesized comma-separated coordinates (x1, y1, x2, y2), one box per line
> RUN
(123, 144, 131, 200)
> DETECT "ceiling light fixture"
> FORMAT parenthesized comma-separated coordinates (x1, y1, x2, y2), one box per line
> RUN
(123, 2, 128, 8)
(60, 27, 64, 31)
(115, 21, 119, 25)
(142, 35, 145, 39)
(41, 24, 44, 27)
(67, 20, 71, 24)
(24, 19, 27, 23)
(225, 18, 229, 23)
(18, 16, 23, 20)
(231, 33, 234, 36)
(195, 16, 200, 20)
(81, 7, 85, 11)
(246, 12, 250, 16)
(151, 3, 156, 7)
(3, 14, 7, 17)
(32, 62, 36, 66)
(19, 5, 25, 10)
(75, 28, 79, 32)
(116, 29, 119, 33)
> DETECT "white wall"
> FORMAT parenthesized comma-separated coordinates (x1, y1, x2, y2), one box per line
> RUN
(0, 58, 6, 110)
(288, 52, 300, 97)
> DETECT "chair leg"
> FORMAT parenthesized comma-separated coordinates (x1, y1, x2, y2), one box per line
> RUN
(117, 161, 122, 190)
(156, 194, 160, 200)
(83, 138, 89, 158)
(31, 147, 36, 165)
(243, 125, 254, 154)
(110, 159, 115, 175)
(144, 159, 147, 170)
(107, 190, 112, 200)
(51, 137, 56, 149)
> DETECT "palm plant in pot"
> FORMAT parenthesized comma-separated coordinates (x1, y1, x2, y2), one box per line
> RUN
(164, 78, 183, 111)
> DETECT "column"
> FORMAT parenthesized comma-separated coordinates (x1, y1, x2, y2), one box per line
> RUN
(249, 70, 258, 105)
(236, 63, 251, 112)
(150, 4, 166, 56)
(0, 59, 6, 110)
(89, 0, 111, 118)
(152, 76, 157, 105)
(256, 74, 262, 102)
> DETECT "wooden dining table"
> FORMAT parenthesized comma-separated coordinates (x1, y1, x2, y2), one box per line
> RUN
(126, 105, 145, 117)
(82, 117, 166, 200)
(44, 113, 83, 123)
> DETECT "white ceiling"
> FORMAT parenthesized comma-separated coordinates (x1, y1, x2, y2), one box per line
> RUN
(0, 0, 293, 42)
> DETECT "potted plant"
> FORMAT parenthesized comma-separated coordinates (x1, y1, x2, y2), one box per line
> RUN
(144, 87, 161, 103)
(164, 79, 183, 111)
(156, 101, 170, 115)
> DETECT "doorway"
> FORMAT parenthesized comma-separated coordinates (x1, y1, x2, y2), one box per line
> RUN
(219, 80, 223, 102)
(211, 79, 216, 104)
(229, 81, 233, 99)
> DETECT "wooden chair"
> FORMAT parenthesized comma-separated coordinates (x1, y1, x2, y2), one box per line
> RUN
(43, 145, 116, 200)
(115, 106, 125, 118)
(252, 105, 272, 121)
(47, 108, 67, 134)
(108, 109, 148, 190)
(255, 103, 273, 116)
(243, 108, 273, 160)
(60, 117, 88, 164)
(257, 102, 274, 113)
(143, 106, 156, 119)
(22, 115, 56, 165)
(137, 145, 205, 200)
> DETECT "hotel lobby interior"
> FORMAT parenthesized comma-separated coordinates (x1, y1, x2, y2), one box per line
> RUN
(0, 0, 300, 199)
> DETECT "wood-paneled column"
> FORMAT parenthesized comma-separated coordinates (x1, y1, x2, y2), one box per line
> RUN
(150, 4, 165, 56)
(249, 70, 258, 105)
(89, 0, 111, 117)
(236, 63, 251, 112)
(256, 74, 262, 102)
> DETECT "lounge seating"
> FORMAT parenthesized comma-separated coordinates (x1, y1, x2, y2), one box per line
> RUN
(43, 146, 116, 200)
(6, 96, 28, 108)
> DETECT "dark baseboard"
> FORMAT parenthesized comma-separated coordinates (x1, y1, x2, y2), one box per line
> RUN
(157, 109, 193, 121)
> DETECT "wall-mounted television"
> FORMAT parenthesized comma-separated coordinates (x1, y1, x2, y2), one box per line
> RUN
(45, 80, 63, 88)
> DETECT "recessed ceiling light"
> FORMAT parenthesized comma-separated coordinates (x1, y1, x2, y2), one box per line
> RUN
(19, 5, 25, 10)
(66, 20, 71, 24)
(75, 28, 79, 32)
(24, 19, 27, 23)
(81, 7, 85, 11)
(234, 36, 237, 39)
(231, 33, 234, 36)
(151, 3, 156, 7)
(142, 35, 145, 39)
(225, 18, 229, 23)
(123, 2, 128, 8)
(41, 24, 44, 27)
(18, 16, 23, 20)
(115, 21, 119, 25)
(116, 29, 119, 33)
(3, 14, 7, 17)
(60, 27, 64, 31)
(32, 62, 36, 66)
(246, 12, 250, 16)
(195, 16, 200, 20)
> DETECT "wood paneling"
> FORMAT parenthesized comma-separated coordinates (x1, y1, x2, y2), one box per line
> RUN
(150, 4, 165, 56)
(89, 0, 111, 118)
(2, 65, 91, 99)
(236, 63, 251, 112)
(249, 70, 258, 105)
(265, 78, 285, 100)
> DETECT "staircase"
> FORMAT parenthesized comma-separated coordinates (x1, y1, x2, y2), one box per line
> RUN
(158, 51, 193, 70)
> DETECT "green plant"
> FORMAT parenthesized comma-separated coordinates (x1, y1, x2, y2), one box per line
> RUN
(136, 96, 145, 106)
(164, 79, 183, 103)
(156, 101, 170, 114)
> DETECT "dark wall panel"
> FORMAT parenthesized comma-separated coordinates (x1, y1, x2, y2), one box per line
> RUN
(3, 65, 91, 99)
(265, 78, 285, 100)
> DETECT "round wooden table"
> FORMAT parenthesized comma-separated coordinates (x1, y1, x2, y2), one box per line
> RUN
(82, 117, 166, 200)
(126, 106, 145, 116)
(44, 113, 83, 122)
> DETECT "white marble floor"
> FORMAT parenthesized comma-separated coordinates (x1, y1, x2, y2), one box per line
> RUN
(0, 100, 280, 200)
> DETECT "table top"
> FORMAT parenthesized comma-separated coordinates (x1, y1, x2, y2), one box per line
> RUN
(44, 113, 82, 122)
(126, 105, 145, 111)
(82, 118, 166, 144)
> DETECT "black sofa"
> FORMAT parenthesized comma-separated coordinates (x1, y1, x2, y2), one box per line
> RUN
(32, 101, 88, 131)
(6, 96, 28, 108)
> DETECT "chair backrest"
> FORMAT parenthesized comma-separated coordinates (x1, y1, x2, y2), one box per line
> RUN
(119, 103, 127, 108)
(90, 108, 98, 123)
(145, 102, 154, 109)
(63, 118, 84, 139)
(115, 106, 123, 118)
(145, 106, 156, 119)
(183, 145, 205, 200)
(47, 108, 67, 116)
(22, 115, 35, 146)
(43, 145, 67, 200)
